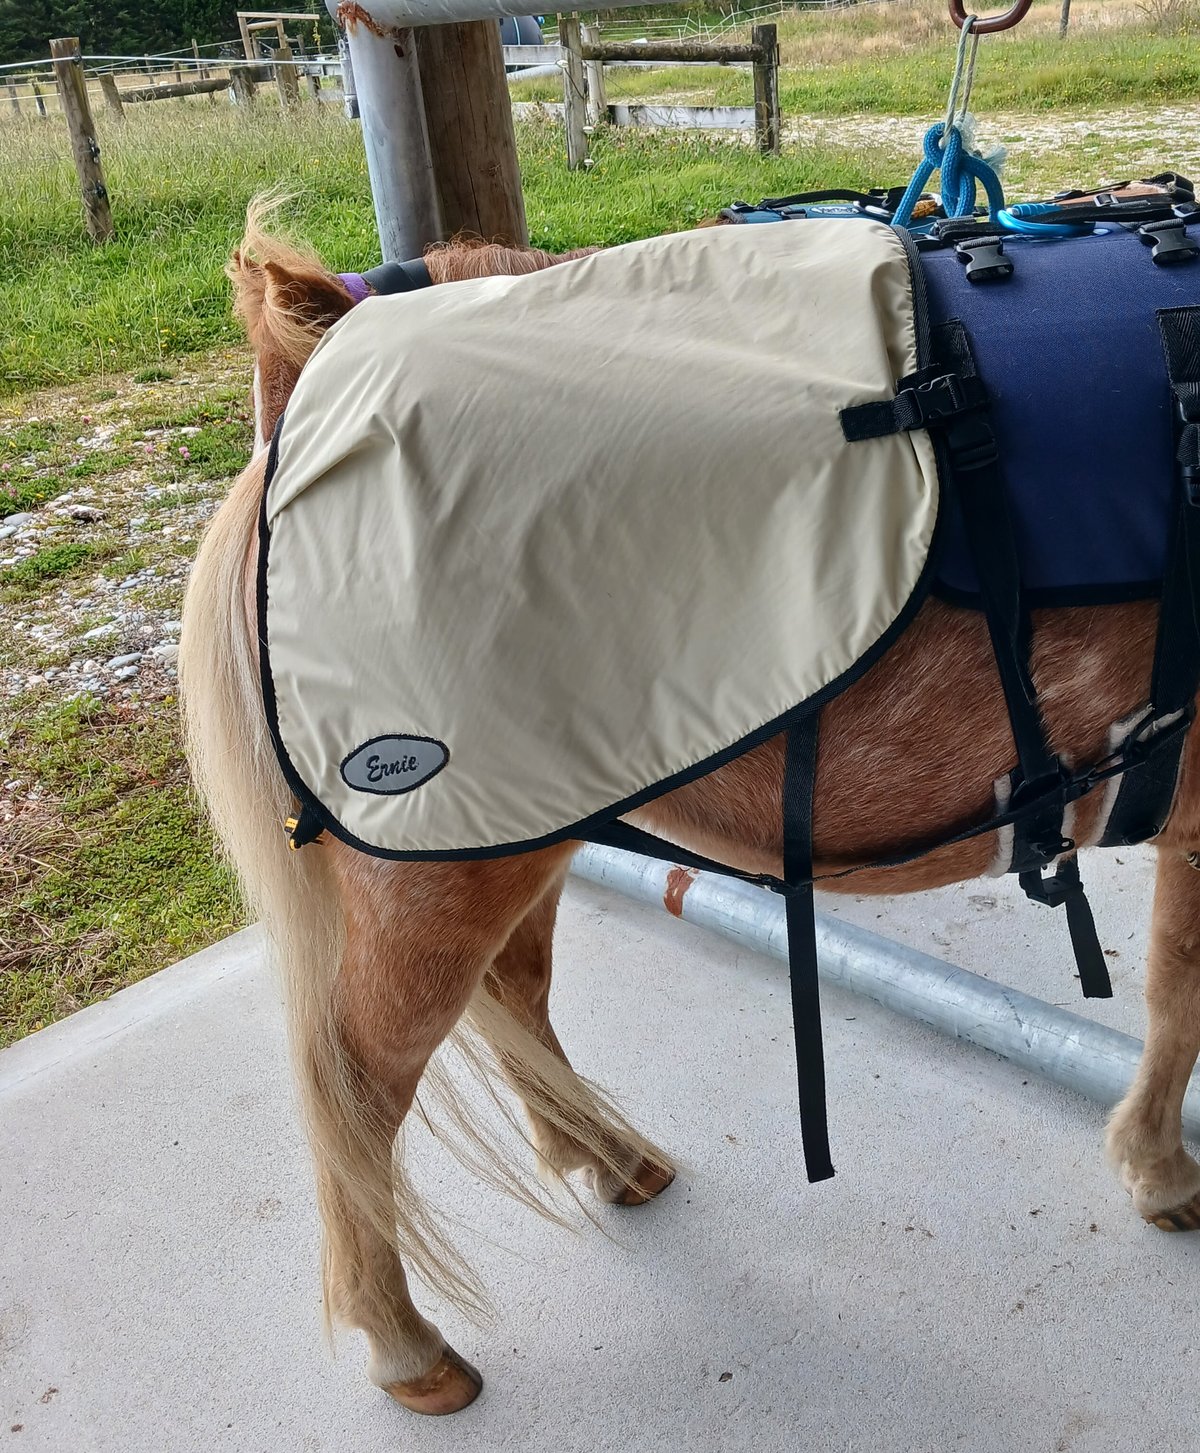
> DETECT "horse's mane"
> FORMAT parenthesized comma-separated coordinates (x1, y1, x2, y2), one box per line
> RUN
(228, 192, 597, 379)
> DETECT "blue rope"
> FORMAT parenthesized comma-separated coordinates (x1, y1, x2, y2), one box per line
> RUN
(891, 121, 1006, 230)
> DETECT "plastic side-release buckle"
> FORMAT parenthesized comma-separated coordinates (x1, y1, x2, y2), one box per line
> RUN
(954, 234, 1014, 283)
(1139, 219, 1199, 265)
(285, 806, 327, 851)
(900, 371, 988, 427)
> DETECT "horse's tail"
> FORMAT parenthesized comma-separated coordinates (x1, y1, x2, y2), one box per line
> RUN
(179, 457, 380, 1318)
(180, 457, 672, 1325)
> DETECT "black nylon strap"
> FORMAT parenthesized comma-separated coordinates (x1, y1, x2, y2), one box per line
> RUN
(839, 314, 1108, 992)
(1102, 305, 1200, 848)
(1019, 857, 1112, 998)
(361, 258, 433, 295)
(928, 324, 1063, 825)
(584, 818, 784, 892)
(782, 714, 833, 1183)
(585, 718, 833, 1184)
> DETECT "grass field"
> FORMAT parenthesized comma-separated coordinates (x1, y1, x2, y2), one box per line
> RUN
(0, 105, 916, 396)
(511, 0, 1200, 110)
(1, 0, 1194, 1044)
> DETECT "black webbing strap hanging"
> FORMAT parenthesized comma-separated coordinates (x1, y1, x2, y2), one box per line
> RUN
(585, 716, 833, 1184)
(841, 316, 1111, 998)
(1101, 305, 1200, 849)
(781, 714, 833, 1182)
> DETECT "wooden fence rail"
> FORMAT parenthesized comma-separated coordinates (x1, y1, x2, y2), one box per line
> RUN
(118, 75, 233, 102)
(557, 20, 781, 167)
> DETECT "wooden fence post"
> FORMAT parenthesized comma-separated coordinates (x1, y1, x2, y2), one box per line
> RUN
(98, 74, 125, 119)
(582, 22, 607, 127)
(415, 21, 529, 244)
(751, 23, 780, 156)
(6, 82, 20, 116)
(275, 36, 301, 106)
(229, 66, 257, 105)
(193, 38, 217, 104)
(296, 38, 321, 100)
(558, 14, 589, 170)
(31, 80, 48, 117)
(49, 38, 114, 242)
(1059, 0, 1072, 35)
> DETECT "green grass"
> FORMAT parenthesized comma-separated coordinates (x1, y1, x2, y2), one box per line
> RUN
(6, 0, 1191, 401)
(511, 0, 1200, 113)
(0, 101, 913, 394)
(1, 695, 239, 1047)
(0, 542, 97, 598)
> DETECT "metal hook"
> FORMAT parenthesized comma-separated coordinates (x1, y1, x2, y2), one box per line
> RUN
(948, 0, 1033, 35)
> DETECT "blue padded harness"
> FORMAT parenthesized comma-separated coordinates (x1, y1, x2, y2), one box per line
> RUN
(922, 224, 1199, 604)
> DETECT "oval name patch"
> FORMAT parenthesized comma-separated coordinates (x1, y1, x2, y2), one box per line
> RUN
(340, 735, 449, 795)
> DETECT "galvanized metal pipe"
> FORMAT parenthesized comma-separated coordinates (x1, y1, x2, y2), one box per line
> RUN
(340, 14, 441, 259)
(322, 2, 356, 117)
(341, 0, 651, 21)
(570, 844, 1200, 1137)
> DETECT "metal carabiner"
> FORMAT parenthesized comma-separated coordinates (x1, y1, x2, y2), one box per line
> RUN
(948, 0, 1033, 34)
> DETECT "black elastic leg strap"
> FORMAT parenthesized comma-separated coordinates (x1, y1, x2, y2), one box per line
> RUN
(782, 714, 834, 1183)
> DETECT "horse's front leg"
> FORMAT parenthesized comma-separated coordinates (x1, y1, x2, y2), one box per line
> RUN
(1107, 847, 1200, 1228)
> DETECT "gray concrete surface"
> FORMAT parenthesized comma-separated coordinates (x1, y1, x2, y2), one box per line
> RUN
(3, 850, 1199, 1453)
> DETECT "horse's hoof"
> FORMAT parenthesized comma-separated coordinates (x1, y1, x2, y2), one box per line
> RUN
(384, 1346, 482, 1415)
(613, 1158, 676, 1206)
(1145, 1192, 1200, 1232)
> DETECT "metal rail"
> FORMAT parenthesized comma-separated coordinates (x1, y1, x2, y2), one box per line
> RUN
(570, 843, 1200, 1139)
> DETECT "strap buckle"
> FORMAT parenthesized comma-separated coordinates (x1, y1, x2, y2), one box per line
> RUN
(955, 234, 1014, 283)
(1138, 219, 1199, 266)
(898, 371, 984, 427)
(284, 809, 327, 850)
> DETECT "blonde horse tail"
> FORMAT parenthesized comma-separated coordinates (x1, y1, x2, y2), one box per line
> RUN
(178, 458, 386, 1323)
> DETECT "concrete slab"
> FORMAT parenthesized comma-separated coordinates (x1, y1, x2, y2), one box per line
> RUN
(3, 855, 1199, 1453)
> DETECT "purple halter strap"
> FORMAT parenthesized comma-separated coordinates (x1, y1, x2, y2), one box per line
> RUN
(337, 272, 372, 306)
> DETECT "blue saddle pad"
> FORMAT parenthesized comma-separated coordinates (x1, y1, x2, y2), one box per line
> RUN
(918, 224, 1199, 604)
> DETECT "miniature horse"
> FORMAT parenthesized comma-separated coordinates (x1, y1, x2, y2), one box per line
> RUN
(180, 202, 1200, 1418)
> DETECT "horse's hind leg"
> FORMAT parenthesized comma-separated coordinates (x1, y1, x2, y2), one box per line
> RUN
(484, 873, 675, 1206)
(1107, 848, 1200, 1229)
(317, 844, 572, 1415)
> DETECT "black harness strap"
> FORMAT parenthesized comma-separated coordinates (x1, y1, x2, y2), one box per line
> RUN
(585, 716, 833, 1184)
(781, 714, 833, 1182)
(361, 258, 433, 295)
(841, 317, 1112, 999)
(1101, 304, 1200, 849)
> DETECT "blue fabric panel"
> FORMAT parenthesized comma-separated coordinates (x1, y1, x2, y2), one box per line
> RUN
(918, 225, 1200, 600)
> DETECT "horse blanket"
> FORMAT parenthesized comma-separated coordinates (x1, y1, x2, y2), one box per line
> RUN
(260, 214, 1200, 867)
(260, 221, 941, 858)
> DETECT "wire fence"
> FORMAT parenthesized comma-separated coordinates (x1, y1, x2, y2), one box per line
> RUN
(0, 3, 841, 121)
